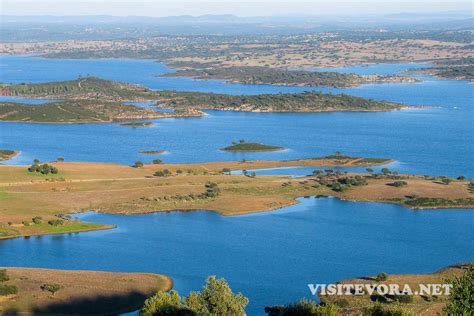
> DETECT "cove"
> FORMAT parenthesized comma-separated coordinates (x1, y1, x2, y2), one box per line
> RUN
(1, 197, 473, 315)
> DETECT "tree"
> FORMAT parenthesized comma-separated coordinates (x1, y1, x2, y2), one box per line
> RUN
(184, 276, 248, 315)
(141, 276, 248, 316)
(457, 176, 466, 181)
(32, 216, 43, 224)
(41, 283, 62, 296)
(366, 168, 374, 174)
(375, 272, 388, 282)
(441, 177, 452, 185)
(444, 266, 473, 315)
(153, 159, 162, 164)
(140, 290, 191, 316)
(222, 168, 231, 175)
(57, 156, 65, 162)
(133, 161, 144, 168)
(381, 168, 391, 175)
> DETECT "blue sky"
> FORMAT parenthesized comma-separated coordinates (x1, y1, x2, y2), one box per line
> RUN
(1, 0, 471, 17)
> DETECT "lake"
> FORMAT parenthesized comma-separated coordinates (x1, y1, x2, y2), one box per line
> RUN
(0, 55, 473, 315)
(1, 197, 473, 315)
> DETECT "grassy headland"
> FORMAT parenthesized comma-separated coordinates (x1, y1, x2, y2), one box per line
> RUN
(0, 155, 471, 239)
(0, 268, 171, 315)
(319, 262, 473, 315)
(163, 66, 417, 87)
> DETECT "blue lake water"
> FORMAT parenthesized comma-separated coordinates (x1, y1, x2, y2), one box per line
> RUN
(0, 55, 473, 314)
(1, 198, 472, 315)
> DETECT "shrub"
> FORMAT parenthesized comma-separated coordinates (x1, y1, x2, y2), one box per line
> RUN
(48, 219, 64, 226)
(375, 272, 388, 282)
(392, 181, 408, 187)
(41, 283, 62, 296)
(265, 298, 337, 316)
(393, 294, 414, 303)
(57, 156, 65, 162)
(152, 159, 162, 164)
(32, 216, 43, 224)
(133, 161, 144, 168)
(363, 303, 414, 316)
(0, 284, 18, 296)
(0, 269, 9, 282)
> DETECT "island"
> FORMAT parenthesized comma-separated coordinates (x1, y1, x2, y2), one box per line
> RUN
(0, 154, 472, 240)
(0, 267, 171, 314)
(222, 141, 285, 152)
(120, 122, 154, 127)
(0, 150, 20, 161)
(140, 150, 167, 154)
(0, 77, 408, 124)
(162, 66, 417, 88)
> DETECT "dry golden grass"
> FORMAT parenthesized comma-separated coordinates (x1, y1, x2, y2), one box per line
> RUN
(0, 159, 471, 239)
(0, 267, 171, 315)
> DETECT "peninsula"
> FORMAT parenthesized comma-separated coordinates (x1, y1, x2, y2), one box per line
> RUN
(0, 267, 171, 315)
(163, 66, 417, 88)
(0, 154, 472, 240)
(0, 77, 407, 123)
(318, 262, 473, 316)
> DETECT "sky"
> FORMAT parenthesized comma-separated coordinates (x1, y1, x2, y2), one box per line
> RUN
(0, 0, 472, 17)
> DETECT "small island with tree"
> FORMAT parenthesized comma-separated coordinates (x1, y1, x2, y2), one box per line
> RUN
(222, 140, 285, 152)
(0, 150, 20, 161)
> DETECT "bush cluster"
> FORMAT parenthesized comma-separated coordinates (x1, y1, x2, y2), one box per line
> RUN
(28, 163, 58, 175)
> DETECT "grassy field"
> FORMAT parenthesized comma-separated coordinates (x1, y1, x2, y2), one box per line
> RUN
(320, 262, 473, 315)
(0, 267, 171, 314)
(0, 156, 471, 239)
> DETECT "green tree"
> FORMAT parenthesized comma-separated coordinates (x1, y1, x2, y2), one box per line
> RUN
(153, 159, 162, 164)
(375, 272, 388, 282)
(184, 276, 248, 315)
(133, 161, 144, 168)
(444, 266, 473, 315)
(366, 168, 374, 174)
(141, 276, 248, 316)
(140, 290, 191, 316)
